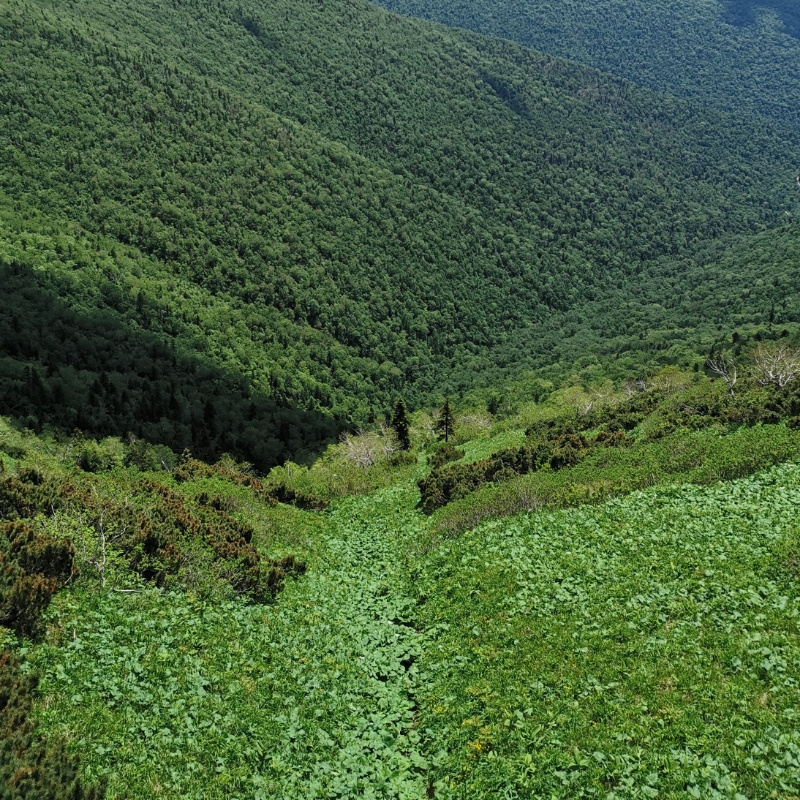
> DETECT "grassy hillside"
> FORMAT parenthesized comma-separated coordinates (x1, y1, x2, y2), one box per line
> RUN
(372, 0, 800, 130)
(2, 0, 800, 467)
(4, 365, 800, 798)
(415, 464, 800, 797)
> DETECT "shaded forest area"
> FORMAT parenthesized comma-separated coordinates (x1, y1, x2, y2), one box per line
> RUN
(724, 0, 800, 37)
(373, 0, 800, 129)
(0, 260, 341, 471)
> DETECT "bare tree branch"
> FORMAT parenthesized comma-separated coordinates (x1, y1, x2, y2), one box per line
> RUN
(751, 344, 800, 388)
(705, 354, 738, 397)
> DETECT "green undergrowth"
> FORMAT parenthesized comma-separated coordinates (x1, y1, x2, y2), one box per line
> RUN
(412, 462, 800, 798)
(7, 368, 800, 798)
(417, 370, 800, 538)
(427, 423, 800, 544)
(27, 483, 431, 799)
(23, 440, 800, 799)
(257, 410, 526, 505)
(0, 418, 326, 798)
(265, 447, 420, 504)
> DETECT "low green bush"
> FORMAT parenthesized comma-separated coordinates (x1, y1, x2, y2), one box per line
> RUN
(428, 424, 800, 542)
(429, 443, 465, 469)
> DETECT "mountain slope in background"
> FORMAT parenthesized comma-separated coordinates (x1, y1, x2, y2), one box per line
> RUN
(2, 0, 799, 468)
(371, 0, 800, 131)
(490, 223, 800, 388)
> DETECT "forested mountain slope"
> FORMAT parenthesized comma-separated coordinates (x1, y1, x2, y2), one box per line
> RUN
(2, 0, 799, 468)
(371, 0, 800, 130)
(472, 223, 800, 389)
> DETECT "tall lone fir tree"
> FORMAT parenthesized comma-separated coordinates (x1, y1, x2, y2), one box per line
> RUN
(437, 397, 454, 443)
(391, 398, 411, 450)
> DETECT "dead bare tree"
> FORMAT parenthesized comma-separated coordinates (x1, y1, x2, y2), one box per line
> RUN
(339, 423, 403, 469)
(340, 430, 378, 469)
(751, 343, 800, 388)
(376, 422, 400, 459)
(621, 381, 638, 398)
(82, 507, 129, 588)
(705, 353, 738, 397)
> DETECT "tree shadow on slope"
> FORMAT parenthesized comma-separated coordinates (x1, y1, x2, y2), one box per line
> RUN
(723, 0, 800, 38)
(0, 262, 343, 472)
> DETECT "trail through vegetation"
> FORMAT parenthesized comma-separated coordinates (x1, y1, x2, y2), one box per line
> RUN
(5, 370, 800, 798)
(271, 482, 430, 798)
(26, 442, 800, 799)
(30, 478, 432, 799)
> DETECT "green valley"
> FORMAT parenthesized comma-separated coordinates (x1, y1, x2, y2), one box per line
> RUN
(4, 0, 800, 797)
(2, 0, 800, 468)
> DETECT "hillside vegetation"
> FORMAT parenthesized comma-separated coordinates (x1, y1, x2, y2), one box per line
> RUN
(6, 1, 800, 795)
(2, 0, 800, 466)
(449, 223, 800, 394)
(3, 362, 800, 797)
(372, 0, 800, 130)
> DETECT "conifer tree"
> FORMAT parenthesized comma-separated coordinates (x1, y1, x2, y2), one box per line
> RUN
(436, 397, 454, 443)
(391, 398, 411, 450)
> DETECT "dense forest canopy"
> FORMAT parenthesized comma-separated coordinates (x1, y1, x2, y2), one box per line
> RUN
(724, 0, 800, 37)
(481, 224, 800, 391)
(372, 0, 800, 131)
(1, 0, 799, 468)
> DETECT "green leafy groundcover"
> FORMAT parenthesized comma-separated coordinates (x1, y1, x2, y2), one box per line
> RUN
(26, 458, 800, 799)
(28, 483, 431, 800)
(415, 463, 800, 798)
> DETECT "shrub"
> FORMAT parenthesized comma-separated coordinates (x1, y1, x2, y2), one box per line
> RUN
(267, 482, 329, 511)
(389, 449, 417, 466)
(0, 470, 62, 520)
(429, 443, 465, 469)
(76, 437, 125, 472)
(0, 521, 75, 637)
(125, 438, 177, 471)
